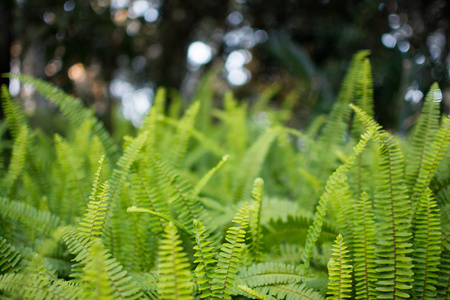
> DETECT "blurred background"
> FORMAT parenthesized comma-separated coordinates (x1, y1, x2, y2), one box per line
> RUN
(0, 0, 449, 133)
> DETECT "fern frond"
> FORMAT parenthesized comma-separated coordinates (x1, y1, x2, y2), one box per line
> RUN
(140, 87, 166, 151)
(192, 219, 217, 299)
(249, 178, 264, 262)
(78, 181, 109, 239)
(405, 83, 441, 191)
(318, 50, 370, 150)
(212, 203, 249, 300)
(2, 125, 28, 192)
(232, 129, 278, 202)
(238, 284, 271, 300)
(148, 154, 207, 231)
(301, 127, 374, 268)
(103, 131, 147, 256)
(63, 227, 142, 299)
(129, 157, 168, 234)
(327, 234, 353, 300)
(410, 116, 450, 220)
(436, 250, 450, 299)
(238, 262, 310, 287)
(193, 155, 229, 196)
(157, 222, 193, 300)
(0, 273, 82, 299)
(0, 236, 22, 274)
(1, 85, 26, 140)
(54, 134, 88, 222)
(170, 101, 200, 169)
(82, 239, 115, 299)
(353, 192, 376, 299)
(412, 188, 441, 299)
(10, 74, 119, 160)
(258, 283, 325, 300)
(352, 58, 374, 137)
(132, 272, 159, 300)
(0, 198, 61, 234)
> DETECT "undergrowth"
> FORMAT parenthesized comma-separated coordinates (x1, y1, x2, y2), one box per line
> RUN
(0, 50, 449, 299)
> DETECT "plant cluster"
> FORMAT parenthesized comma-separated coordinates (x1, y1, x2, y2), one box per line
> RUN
(0, 50, 449, 299)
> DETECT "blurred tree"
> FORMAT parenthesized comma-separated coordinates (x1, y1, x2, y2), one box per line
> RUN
(5, 0, 450, 131)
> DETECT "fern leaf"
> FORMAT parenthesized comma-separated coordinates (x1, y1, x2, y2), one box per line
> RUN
(249, 177, 264, 262)
(192, 219, 217, 299)
(238, 285, 271, 300)
(148, 154, 207, 232)
(157, 222, 193, 300)
(353, 192, 376, 299)
(212, 203, 249, 300)
(2, 125, 28, 192)
(0, 198, 61, 234)
(10, 74, 119, 160)
(410, 116, 450, 221)
(103, 131, 147, 256)
(318, 50, 370, 151)
(78, 181, 109, 239)
(405, 83, 441, 191)
(258, 283, 325, 300)
(83, 239, 115, 299)
(436, 250, 450, 299)
(0, 273, 82, 299)
(1, 84, 26, 140)
(352, 58, 374, 137)
(301, 127, 374, 267)
(238, 262, 310, 287)
(140, 87, 166, 151)
(63, 227, 142, 299)
(327, 234, 353, 300)
(170, 101, 200, 169)
(194, 155, 229, 196)
(0, 236, 22, 274)
(232, 129, 278, 202)
(412, 188, 441, 299)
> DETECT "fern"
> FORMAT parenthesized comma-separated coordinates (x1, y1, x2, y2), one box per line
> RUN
(170, 101, 200, 169)
(0, 236, 23, 274)
(192, 219, 217, 299)
(194, 155, 229, 197)
(78, 180, 109, 239)
(2, 125, 28, 193)
(258, 283, 325, 300)
(352, 192, 376, 299)
(82, 239, 115, 299)
(327, 234, 353, 300)
(412, 188, 441, 299)
(157, 222, 193, 300)
(249, 177, 264, 262)
(352, 105, 414, 299)
(148, 154, 207, 232)
(63, 227, 142, 299)
(436, 250, 450, 299)
(238, 284, 271, 300)
(405, 83, 441, 191)
(237, 262, 310, 287)
(232, 129, 278, 202)
(1, 84, 26, 140)
(103, 131, 147, 258)
(410, 116, 450, 220)
(301, 127, 374, 268)
(212, 203, 249, 300)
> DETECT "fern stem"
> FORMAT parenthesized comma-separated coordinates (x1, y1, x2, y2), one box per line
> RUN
(385, 142, 398, 300)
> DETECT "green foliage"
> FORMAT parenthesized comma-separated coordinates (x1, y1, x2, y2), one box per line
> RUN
(157, 222, 193, 300)
(0, 51, 449, 299)
(327, 234, 353, 299)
